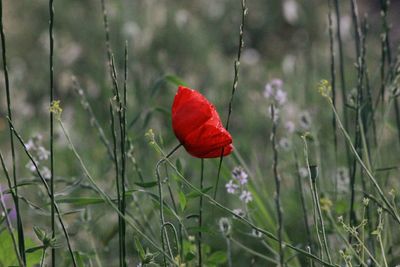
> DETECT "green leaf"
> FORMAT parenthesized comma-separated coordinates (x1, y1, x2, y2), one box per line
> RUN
(33, 226, 46, 242)
(134, 237, 146, 261)
(178, 190, 187, 212)
(165, 75, 186, 87)
(0, 230, 41, 267)
(207, 251, 227, 265)
(134, 181, 158, 188)
(25, 245, 44, 254)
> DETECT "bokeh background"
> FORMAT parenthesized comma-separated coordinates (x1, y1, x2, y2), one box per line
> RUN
(1, 0, 400, 266)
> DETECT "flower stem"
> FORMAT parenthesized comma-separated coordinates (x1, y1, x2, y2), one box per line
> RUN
(0, 0, 25, 263)
(48, 0, 56, 265)
(271, 104, 284, 266)
(214, 0, 247, 200)
(156, 144, 182, 265)
(198, 159, 204, 266)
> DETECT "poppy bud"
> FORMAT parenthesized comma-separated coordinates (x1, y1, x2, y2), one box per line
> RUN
(171, 86, 233, 158)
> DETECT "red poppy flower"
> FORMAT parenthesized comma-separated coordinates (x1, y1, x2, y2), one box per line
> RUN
(172, 86, 233, 158)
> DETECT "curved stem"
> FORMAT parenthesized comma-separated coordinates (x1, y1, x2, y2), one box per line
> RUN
(154, 142, 338, 267)
(156, 144, 182, 265)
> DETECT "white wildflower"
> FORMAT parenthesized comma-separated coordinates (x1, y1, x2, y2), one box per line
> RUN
(41, 166, 51, 180)
(240, 190, 253, 203)
(232, 167, 248, 185)
(37, 146, 50, 161)
(26, 161, 37, 172)
(225, 180, 239, 194)
(218, 217, 231, 236)
(25, 139, 35, 151)
(251, 228, 263, 238)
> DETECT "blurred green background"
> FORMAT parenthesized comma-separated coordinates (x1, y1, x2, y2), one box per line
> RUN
(1, 0, 400, 266)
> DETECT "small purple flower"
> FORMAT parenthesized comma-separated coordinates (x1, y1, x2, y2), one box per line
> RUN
(0, 186, 16, 221)
(232, 167, 248, 185)
(25, 139, 35, 151)
(240, 190, 253, 203)
(275, 88, 287, 105)
(225, 180, 239, 194)
(264, 79, 286, 105)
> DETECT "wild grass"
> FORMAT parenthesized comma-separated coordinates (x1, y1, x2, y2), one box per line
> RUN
(1, 0, 400, 266)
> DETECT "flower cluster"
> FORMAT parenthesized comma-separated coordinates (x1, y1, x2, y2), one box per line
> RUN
(24, 134, 51, 179)
(225, 167, 252, 204)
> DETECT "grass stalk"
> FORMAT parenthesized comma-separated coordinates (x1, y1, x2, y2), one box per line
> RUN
(301, 136, 332, 264)
(294, 153, 313, 252)
(57, 118, 175, 263)
(48, 0, 56, 265)
(109, 102, 123, 267)
(198, 159, 205, 267)
(214, 0, 247, 199)
(155, 144, 182, 265)
(0, 0, 25, 263)
(327, 0, 338, 159)
(152, 141, 338, 267)
(230, 237, 279, 265)
(324, 97, 400, 224)
(270, 104, 284, 266)
(8, 119, 77, 267)
(72, 78, 114, 160)
(0, 188, 25, 267)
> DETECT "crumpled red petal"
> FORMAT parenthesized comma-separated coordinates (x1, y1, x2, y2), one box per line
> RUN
(171, 86, 233, 158)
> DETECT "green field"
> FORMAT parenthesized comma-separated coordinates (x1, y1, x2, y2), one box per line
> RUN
(0, 1, 400, 266)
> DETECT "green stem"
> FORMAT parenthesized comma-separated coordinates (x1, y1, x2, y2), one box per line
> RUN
(156, 144, 182, 265)
(109, 102, 123, 267)
(0, 0, 25, 263)
(198, 159, 204, 266)
(154, 143, 338, 267)
(214, 0, 246, 199)
(48, 0, 56, 265)
(327, 98, 400, 224)
(8, 119, 77, 267)
(230, 237, 279, 265)
(58, 119, 175, 264)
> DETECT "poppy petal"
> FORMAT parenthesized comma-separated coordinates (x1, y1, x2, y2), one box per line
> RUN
(184, 124, 232, 157)
(171, 85, 233, 158)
